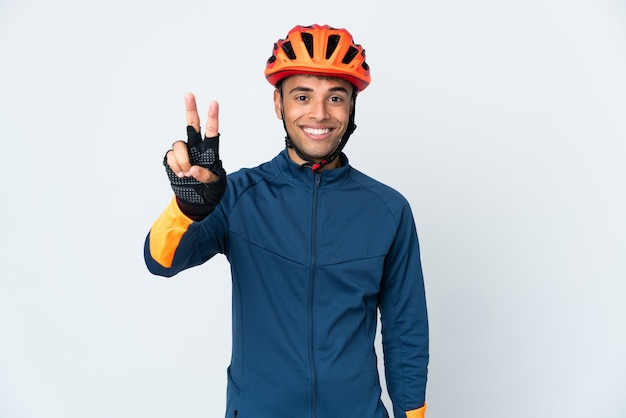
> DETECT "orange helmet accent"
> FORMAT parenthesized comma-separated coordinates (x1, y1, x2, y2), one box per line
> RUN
(265, 24, 371, 92)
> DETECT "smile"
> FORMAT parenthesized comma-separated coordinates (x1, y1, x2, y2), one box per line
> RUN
(303, 127, 331, 136)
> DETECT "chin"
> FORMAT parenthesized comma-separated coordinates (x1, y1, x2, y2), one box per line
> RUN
(304, 143, 339, 157)
(306, 151, 334, 161)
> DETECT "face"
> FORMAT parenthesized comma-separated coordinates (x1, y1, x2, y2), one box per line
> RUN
(274, 74, 354, 169)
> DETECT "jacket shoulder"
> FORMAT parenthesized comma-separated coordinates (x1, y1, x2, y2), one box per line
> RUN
(348, 166, 412, 211)
(226, 159, 279, 195)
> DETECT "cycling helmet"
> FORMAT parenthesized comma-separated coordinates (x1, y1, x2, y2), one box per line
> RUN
(265, 24, 371, 92)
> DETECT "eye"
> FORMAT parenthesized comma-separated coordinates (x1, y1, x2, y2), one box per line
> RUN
(329, 95, 344, 103)
(295, 95, 308, 102)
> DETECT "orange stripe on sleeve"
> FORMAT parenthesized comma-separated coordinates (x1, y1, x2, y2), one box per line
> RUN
(406, 404, 426, 418)
(149, 196, 194, 268)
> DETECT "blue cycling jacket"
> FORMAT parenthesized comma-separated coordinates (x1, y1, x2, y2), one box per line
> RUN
(144, 150, 428, 418)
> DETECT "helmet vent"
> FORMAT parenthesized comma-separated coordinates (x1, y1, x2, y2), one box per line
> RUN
(281, 41, 297, 59)
(326, 35, 340, 59)
(301, 33, 314, 58)
(342, 46, 359, 64)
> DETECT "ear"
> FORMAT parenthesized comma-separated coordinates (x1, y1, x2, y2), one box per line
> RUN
(273, 89, 283, 120)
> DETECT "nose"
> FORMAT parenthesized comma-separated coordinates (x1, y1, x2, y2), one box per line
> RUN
(309, 99, 329, 121)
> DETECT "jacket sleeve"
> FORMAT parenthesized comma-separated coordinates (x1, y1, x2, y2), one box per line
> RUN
(144, 196, 227, 277)
(379, 202, 429, 417)
(406, 404, 427, 418)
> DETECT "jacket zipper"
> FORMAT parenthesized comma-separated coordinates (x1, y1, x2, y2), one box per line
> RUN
(309, 172, 321, 418)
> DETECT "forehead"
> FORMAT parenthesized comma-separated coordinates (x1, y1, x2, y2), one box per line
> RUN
(282, 74, 354, 93)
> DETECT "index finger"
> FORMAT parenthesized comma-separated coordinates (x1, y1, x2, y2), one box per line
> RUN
(205, 101, 219, 138)
(185, 92, 200, 132)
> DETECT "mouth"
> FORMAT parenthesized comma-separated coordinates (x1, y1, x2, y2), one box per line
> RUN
(302, 127, 332, 138)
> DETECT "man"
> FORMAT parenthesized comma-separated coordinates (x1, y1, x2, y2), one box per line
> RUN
(144, 24, 428, 418)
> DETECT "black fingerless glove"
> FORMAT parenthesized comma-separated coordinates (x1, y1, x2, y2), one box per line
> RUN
(164, 126, 227, 219)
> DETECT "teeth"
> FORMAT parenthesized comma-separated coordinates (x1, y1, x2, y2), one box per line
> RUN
(304, 127, 330, 135)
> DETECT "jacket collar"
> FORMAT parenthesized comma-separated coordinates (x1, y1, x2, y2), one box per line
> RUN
(274, 148, 351, 190)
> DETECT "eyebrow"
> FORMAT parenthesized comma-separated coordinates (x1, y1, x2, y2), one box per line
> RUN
(288, 86, 350, 94)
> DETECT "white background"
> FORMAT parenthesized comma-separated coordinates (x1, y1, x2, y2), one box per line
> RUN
(1, 0, 625, 417)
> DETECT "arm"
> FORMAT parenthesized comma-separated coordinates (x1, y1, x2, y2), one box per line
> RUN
(379, 203, 429, 418)
(143, 195, 228, 277)
(144, 93, 227, 277)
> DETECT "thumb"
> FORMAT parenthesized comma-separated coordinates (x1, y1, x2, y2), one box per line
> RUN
(189, 165, 218, 184)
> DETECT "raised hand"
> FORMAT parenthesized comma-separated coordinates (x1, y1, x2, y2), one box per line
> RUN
(164, 93, 227, 215)
(167, 93, 220, 182)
